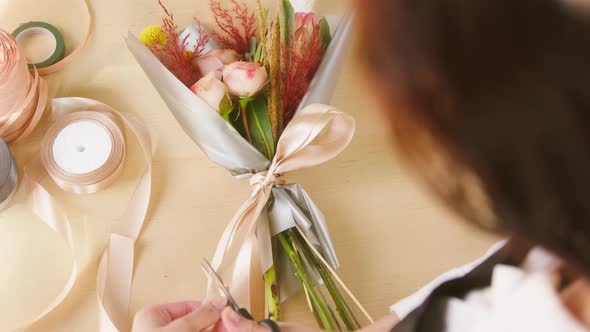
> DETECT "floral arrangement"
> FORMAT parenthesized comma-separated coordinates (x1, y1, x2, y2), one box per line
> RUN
(128, 0, 367, 330)
(141, 0, 331, 159)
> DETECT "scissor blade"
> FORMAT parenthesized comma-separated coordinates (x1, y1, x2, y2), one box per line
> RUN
(201, 258, 240, 310)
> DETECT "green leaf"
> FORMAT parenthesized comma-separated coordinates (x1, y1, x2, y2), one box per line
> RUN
(319, 16, 332, 50)
(280, 0, 295, 48)
(219, 95, 235, 124)
(247, 96, 275, 160)
(250, 37, 258, 57)
(254, 38, 264, 63)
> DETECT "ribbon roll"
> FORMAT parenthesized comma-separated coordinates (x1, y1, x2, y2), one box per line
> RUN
(0, 139, 18, 211)
(12, 21, 66, 70)
(41, 111, 126, 194)
(19, 97, 153, 332)
(0, 28, 48, 142)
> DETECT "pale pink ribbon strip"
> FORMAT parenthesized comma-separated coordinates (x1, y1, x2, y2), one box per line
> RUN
(0, 29, 49, 142)
(33, 0, 93, 76)
(0, 0, 92, 143)
(19, 97, 152, 332)
(209, 103, 355, 317)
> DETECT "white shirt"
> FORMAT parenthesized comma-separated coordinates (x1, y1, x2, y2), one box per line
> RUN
(391, 244, 587, 331)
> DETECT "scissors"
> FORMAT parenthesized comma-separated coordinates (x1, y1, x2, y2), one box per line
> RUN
(201, 258, 281, 332)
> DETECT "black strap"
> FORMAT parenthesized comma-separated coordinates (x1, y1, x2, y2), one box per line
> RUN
(236, 308, 280, 332)
(391, 240, 530, 332)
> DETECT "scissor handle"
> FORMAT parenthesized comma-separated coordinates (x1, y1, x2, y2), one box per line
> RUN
(236, 308, 281, 332)
(259, 319, 281, 332)
(238, 308, 254, 320)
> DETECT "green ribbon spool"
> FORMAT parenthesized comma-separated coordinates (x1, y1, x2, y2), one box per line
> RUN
(12, 21, 66, 70)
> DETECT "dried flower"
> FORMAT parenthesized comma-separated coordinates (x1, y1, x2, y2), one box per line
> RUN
(150, 0, 208, 87)
(139, 25, 167, 47)
(209, 0, 257, 55)
(222, 61, 268, 98)
(267, 18, 283, 143)
(281, 15, 324, 123)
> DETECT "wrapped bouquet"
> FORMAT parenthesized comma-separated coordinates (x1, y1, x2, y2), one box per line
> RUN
(127, 0, 369, 329)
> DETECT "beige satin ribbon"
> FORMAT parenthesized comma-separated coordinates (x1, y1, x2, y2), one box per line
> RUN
(0, 29, 48, 142)
(40, 111, 126, 194)
(0, 0, 91, 143)
(210, 104, 356, 317)
(19, 97, 152, 332)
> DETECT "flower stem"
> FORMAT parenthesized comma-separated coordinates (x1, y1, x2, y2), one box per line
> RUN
(239, 98, 253, 143)
(264, 237, 280, 320)
(289, 229, 342, 330)
(293, 229, 361, 330)
(277, 231, 336, 330)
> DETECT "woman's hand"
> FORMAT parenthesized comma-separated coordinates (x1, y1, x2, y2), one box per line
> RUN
(217, 308, 400, 332)
(132, 298, 227, 332)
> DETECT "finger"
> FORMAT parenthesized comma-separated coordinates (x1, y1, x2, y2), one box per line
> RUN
(133, 301, 201, 329)
(221, 308, 269, 332)
(164, 297, 226, 331)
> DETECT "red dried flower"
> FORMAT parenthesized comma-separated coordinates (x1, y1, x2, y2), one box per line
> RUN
(281, 22, 323, 124)
(209, 0, 256, 55)
(150, 0, 209, 87)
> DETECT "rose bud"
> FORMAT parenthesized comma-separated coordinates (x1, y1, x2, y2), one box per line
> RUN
(190, 72, 228, 111)
(192, 49, 241, 77)
(222, 61, 268, 98)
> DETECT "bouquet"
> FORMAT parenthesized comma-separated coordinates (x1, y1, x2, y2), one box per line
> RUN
(127, 0, 369, 329)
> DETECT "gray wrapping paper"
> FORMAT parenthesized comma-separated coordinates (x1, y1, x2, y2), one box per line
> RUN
(270, 184, 339, 301)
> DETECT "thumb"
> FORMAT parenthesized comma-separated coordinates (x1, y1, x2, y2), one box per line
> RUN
(164, 298, 226, 331)
(221, 308, 269, 332)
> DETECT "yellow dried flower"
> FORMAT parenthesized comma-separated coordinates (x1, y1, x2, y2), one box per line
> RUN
(139, 25, 167, 47)
(184, 50, 195, 59)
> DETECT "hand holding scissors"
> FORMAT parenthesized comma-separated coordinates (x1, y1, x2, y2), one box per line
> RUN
(201, 258, 281, 332)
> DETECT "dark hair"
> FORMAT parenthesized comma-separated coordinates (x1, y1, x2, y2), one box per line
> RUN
(358, 0, 590, 274)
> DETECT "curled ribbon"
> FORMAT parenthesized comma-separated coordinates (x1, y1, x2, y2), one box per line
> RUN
(210, 104, 355, 316)
(19, 97, 152, 332)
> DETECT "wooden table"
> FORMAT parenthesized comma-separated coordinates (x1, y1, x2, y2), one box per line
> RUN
(0, 0, 499, 330)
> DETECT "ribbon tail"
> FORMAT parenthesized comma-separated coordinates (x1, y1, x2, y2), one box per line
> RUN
(97, 234, 135, 331)
(14, 159, 78, 329)
(208, 188, 272, 314)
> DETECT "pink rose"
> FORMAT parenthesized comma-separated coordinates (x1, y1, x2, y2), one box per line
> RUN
(192, 49, 241, 77)
(222, 61, 268, 98)
(190, 72, 227, 111)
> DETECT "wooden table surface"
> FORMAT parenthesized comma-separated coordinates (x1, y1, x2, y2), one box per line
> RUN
(0, 0, 499, 330)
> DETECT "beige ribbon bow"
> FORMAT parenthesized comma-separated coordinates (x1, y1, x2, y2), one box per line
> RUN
(209, 103, 355, 315)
